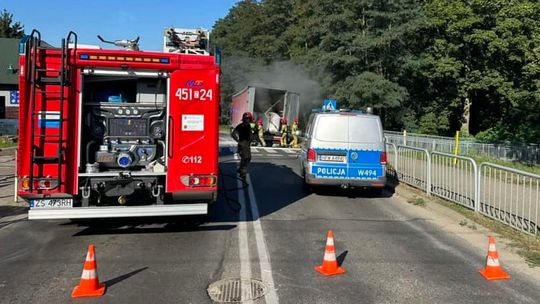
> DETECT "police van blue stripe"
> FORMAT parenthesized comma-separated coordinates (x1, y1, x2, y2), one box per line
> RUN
(311, 148, 384, 179)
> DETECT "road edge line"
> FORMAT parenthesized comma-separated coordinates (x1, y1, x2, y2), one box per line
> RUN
(237, 177, 253, 303)
(246, 175, 279, 304)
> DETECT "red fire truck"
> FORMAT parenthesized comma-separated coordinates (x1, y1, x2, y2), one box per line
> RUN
(17, 29, 220, 219)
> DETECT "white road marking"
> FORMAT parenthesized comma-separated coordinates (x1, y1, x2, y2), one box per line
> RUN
(246, 175, 279, 304)
(0, 213, 27, 224)
(251, 147, 259, 153)
(237, 178, 253, 303)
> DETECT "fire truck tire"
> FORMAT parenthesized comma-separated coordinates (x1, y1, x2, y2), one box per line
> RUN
(206, 202, 215, 218)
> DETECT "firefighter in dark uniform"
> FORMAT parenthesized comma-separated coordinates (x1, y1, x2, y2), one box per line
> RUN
(231, 112, 253, 179)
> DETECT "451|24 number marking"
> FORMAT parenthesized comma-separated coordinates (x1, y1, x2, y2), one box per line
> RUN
(176, 88, 213, 101)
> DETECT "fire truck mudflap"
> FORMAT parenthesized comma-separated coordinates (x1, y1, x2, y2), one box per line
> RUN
(18, 29, 219, 220)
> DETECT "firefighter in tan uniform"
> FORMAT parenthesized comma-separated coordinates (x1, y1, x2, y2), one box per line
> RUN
(280, 118, 288, 147)
(290, 118, 299, 148)
(257, 119, 265, 147)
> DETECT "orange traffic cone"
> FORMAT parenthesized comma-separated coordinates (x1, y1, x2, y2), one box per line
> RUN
(315, 230, 346, 276)
(479, 236, 511, 281)
(72, 244, 106, 298)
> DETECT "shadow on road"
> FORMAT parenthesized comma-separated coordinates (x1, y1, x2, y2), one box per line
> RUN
(216, 158, 401, 222)
(52, 149, 400, 235)
(67, 217, 236, 237)
(215, 160, 309, 222)
(336, 250, 348, 267)
(103, 267, 148, 288)
(0, 205, 28, 218)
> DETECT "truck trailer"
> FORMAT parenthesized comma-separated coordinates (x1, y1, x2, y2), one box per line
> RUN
(230, 86, 300, 146)
(17, 29, 220, 220)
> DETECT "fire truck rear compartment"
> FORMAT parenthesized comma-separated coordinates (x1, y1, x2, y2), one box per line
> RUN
(79, 73, 167, 206)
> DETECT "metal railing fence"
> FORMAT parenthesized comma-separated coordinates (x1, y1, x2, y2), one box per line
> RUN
(478, 163, 539, 235)
(395, 146, 430, 193)
(384, 131, 540, 165)
(386, 144, 540, 236)
(385, 143, 398, 179)
(430, 152, 477, 210)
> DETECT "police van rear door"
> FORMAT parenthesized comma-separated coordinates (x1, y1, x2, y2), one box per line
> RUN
(310, 114, 349, 179)
(346, 115, 385, 180)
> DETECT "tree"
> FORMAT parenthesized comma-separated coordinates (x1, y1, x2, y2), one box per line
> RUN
(212, 0, 540, 142)
(423, 0, 540, 142)
(0, 9, 24, 38)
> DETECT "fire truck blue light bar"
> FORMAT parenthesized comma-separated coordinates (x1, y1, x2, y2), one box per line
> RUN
(78, 54, 170, 64)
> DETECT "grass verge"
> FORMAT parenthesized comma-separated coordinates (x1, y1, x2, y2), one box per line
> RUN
(407, 196, 426, 206)
(470, 155, 540, 175)
(219, 125, 231, 133)
(0, 137, 17, 149)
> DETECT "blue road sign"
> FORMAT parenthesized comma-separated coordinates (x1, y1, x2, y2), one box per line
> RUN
(9, 91, 19, 105)
(322, 99, 337, 111)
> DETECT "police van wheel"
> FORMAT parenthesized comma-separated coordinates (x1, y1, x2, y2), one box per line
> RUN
(371, 187, 384, 196)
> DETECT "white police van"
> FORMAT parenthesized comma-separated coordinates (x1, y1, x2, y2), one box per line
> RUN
(300, 110, 387, 193)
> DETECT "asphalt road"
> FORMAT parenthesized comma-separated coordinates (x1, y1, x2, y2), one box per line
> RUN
(0, 136, 539, 303)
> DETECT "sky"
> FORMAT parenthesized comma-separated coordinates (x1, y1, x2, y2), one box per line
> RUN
(2, 0, 238, 51)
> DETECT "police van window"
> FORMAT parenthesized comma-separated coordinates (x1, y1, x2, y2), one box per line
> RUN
(348, 116, 382, 143)
(314, 115, 348, 142)
(306, 114, 315, 135)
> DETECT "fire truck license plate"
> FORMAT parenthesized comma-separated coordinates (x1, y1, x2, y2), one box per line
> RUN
(30, 198, 73, 208)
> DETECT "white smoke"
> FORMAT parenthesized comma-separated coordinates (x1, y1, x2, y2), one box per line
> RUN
(221, 56, 322, 123)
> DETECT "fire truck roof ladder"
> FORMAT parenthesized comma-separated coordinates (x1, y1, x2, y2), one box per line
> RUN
(27, 29, 78, 192)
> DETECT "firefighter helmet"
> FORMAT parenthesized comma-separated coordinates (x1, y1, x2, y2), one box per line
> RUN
(257, 119, 263, 125)
(293, 117, 299, 123)
(281, 118, 288, 124)
(242, 112, 253, 122)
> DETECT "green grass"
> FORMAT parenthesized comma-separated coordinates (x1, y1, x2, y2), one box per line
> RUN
(0, 137, 17, 149)
(469, 155, 540, 175)
(219, 125, 231, 133)
(407, 196, 426, 206)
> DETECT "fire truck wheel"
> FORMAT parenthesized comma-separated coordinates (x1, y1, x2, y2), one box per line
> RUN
(205, 202, 216, 219)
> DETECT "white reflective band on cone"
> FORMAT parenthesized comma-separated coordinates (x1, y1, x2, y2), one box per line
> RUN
(81, 269, 97, 280)
(323, 252, 336, 261)
(86, 252, 95, 262)
(486, 256, 500, 267)
(326, 238, 334, 246)
(488, 243, 497, 252)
